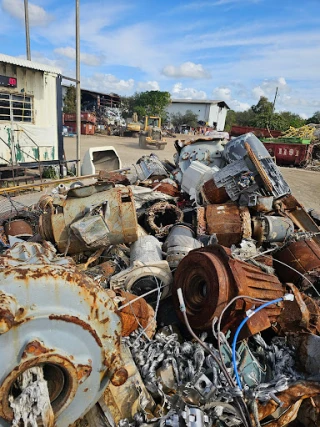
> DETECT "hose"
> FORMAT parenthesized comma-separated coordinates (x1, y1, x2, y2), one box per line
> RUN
(231, 295, 294, 391)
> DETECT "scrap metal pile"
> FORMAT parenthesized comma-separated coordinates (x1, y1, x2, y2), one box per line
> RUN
(1, 132, 320, 427)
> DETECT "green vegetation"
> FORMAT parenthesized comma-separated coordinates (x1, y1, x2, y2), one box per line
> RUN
(306, 111, 320, 124)
(63, 85, 76, 114)
(225, 96, 307, 132)
(170, 110, 199, 128)
(121, 91, 171, 122)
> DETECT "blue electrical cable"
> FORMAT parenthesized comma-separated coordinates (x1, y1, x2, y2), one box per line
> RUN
(232, 297, 285, 391)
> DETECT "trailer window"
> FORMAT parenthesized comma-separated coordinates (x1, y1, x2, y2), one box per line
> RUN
(0, 93, 33, 122)
(0, 94, 10, 121)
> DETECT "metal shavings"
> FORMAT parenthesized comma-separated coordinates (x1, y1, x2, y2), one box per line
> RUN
(9, 366, 54, 427)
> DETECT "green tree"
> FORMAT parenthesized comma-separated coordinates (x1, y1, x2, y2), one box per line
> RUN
(224, 109, 237, 132)
(170, 112, 184, 128)
(63, 85, 76, 113)
(307, 111, 320, 124)
(120, 95, 136, 119)
(251, 96, 274, 128)
(224, 97, 306, 132)
(234, 109, 256, 127)
(274, 111, 305, 131)
(171, 110, 199, 128)
(120, 91, 171, 122)
(135, 91, 171, 119)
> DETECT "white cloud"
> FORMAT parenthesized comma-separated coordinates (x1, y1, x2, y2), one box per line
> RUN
(172, 83, 207, 100)
(173, 0, 260, 11)
(252, 77, 289, 100)
(137, 81, 160, 91)
(229, 100, 251, 111)
(249, 78, 320, 115)
(54, 47, 102, 67)
(2, 0, 52, 27)
(162, 62, 211, 79)
(81, 73, 134, 95)
(213, 87, 232, 101)
(213, 86, 250, 111)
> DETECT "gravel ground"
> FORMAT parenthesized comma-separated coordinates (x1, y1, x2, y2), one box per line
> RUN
(62, 134, 320, 211)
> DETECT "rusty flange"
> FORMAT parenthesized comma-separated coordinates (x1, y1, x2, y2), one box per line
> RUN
(173, 246, 234, 330)
(173, 245, 284, 334)
(0, 242, 127, 426)
(145, 201, 184, 238)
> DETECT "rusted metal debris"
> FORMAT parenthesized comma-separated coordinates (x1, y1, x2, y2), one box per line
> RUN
(1, 132, 320, 426)
(144, 201, 183, 237)
(39, 185, 138, 254)
(204, 203, 251, 247)
(172, 244, 284, 335)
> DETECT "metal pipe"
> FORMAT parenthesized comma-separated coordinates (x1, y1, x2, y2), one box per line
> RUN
(24, 0, 31, 60)
(75, 0, 81, 176)
(0, 173, 97, 194)
(0, 167, 130, 195)
(61, 75, 79, 83)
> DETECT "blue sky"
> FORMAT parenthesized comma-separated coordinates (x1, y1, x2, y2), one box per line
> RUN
(1, 0, 320, 117)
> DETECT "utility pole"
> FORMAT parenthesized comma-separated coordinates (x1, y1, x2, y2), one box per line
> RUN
(24, 0, 31, 60)
(268, 86, 279, 131)
(272, 86, 279, 113)
(76, 0, 81, 176)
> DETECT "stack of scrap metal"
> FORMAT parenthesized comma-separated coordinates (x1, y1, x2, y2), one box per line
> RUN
(0, 133, 320, 427)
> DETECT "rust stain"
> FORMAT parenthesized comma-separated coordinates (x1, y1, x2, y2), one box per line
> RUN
(0, 354, 78, 421)
(277, 194, 320, 245)
(196, 207, 206, 235)
(150, 182, 180, 197)
(205, 204, 249, 247)
(0, 308, 14, 333)
(173, 245, 284, 337)
(145, 201, 183, 237)
(110, 367, 128, 387)
(257, 381, 320, 422)
(116, 290, 156, 338)
(22, 340, 52, 359)
(274, 238, 320, 284)
(48, 315, 103, 348)
(76, 364, 92, 382)
(98, 170, 130, 185)
(202, 179, 229, 204)
(4, 219, 33, 239)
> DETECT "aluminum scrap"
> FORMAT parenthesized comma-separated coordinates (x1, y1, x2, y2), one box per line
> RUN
(120, 330, 305, 426)
(9, 367, 54, 427)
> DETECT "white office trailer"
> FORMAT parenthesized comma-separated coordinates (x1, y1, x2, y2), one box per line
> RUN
(167, 99, 230, 131)
(0, 54, 63, 167)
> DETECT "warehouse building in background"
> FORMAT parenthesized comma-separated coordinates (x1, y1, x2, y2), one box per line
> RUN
(166, 99, 230, 131)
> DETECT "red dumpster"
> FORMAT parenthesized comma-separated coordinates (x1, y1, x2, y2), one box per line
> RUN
(263, 142, 314, 166)
(231, 126, 282, 138)
(64, 113, 96, 124)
